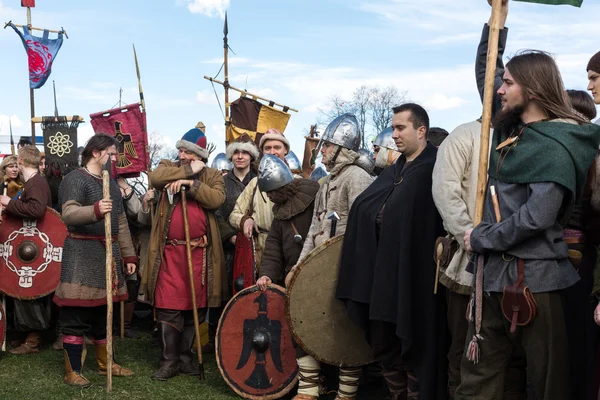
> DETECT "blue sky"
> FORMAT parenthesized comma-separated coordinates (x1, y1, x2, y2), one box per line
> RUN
(1, 0, 599, 161)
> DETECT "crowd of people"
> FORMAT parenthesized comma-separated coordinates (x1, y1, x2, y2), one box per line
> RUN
(3, 2, 600, 399)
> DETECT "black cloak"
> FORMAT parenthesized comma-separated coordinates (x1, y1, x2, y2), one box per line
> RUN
(336, 143, 448, 399)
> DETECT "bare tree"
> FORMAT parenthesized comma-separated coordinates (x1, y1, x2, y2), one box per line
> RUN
(370, 86, 407, 135)
(318, 85, 408, 149)
(352, 86, 371, 149)
(148, 130, 167, 168)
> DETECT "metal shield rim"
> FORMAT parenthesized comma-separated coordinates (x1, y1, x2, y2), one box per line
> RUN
(285, 235, 375, 367)
(0, 207, 66, 300)
(216, 284, 299, 400)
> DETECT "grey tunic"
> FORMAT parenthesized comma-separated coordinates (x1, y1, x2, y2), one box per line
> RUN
(471, 178, 579, 293)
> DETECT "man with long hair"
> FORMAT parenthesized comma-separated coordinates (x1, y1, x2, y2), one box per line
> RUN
(455, 52, 600, 399)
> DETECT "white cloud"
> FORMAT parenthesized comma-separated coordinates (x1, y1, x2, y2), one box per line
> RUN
(77, 123, 95, 146)
(425, 94, 467, 111)
(203, 56, 249, 66)
(183, 0, 230, 18)
(196, 89, 219, 105)
(0, 115, 24, 129)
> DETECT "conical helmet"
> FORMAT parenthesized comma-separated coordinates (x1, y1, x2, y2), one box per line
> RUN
(258, 154, 294, 192)
(211, 153, 233, 171)
(319, 113, 361, 151)
(285, 150, 301, 171)
(309, 166, 328, 182)
(372, 127, 397, 151)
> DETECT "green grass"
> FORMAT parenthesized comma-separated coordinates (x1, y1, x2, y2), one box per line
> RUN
(0, 336, 389, 400)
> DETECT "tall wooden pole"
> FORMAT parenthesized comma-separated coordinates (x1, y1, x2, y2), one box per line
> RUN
(467, 0, 504, 365)
(103, 170, 114, 392)
(475, 0, 503, 225)
(181, 187, 205, 380)
(26, 7, 36, 144)
(0, 183, 6, 352)
(223, 12, 230, 144)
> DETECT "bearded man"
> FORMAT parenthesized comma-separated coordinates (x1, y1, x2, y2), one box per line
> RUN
(455, 51, 600, 399)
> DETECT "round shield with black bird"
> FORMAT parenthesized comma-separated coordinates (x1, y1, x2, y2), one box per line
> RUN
(0, 208, 66, 300)
(217, 284, 298, 399)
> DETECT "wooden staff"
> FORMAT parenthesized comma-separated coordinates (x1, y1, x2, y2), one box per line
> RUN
(467, 0, 503, 365)
(0, 183, 6, 351)
(103, 169, 114, 391)
(180, 186, 205, 380)
(475, 0, 503, 224)
(120, 301, 125, 339)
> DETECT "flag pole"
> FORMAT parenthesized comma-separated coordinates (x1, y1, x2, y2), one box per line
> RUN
(223, 12, 230, 145)
(26, 7, 36, 144)
(475, 0, 503, 224)
(467, 0, 503, 364)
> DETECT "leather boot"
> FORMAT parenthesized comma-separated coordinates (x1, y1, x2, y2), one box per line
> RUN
(123, 302, 139, 339)
(63, 341, 91, 387)
(9, 331, 40, 355)
(180, 322, 199, 376)
(201, 322, 217, 354)
(96, 342, 135, 377)
(151, 322, 181, 381)
(53, 334, 63, 351)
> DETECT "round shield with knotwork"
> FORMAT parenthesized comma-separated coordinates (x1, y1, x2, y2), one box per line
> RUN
(0, 207, 66, 300)
(0, 301, 5, 348)
(286, 235, 375, 366)
(217, 284, 298, 400)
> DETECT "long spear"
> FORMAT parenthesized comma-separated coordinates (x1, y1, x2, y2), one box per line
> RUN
(467, 0, 503, 364)
(133, 44, 154, 221)
(133, 44, 145, 113)
(9, 119, 14, 156)
(223, 12, 230, 144)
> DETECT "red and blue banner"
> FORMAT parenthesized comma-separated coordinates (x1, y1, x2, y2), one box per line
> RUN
(8, 23, 64, 89)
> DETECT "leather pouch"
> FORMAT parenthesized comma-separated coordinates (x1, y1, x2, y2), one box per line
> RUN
(501, 258, 537, 333)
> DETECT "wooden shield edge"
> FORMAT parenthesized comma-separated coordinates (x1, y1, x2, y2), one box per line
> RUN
(284, 235, 374, 367)
(0, 207, 66, 300)
(216, 284, 299, 400)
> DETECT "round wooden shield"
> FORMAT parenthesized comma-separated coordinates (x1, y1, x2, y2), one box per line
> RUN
(286, 235, 375, 367)
(0, 301, 5, 349)
(217, 285, 298, 400)
(0, 207, 66, 300)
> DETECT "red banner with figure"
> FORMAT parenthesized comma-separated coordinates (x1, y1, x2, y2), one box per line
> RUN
(90, 103, 148, 178)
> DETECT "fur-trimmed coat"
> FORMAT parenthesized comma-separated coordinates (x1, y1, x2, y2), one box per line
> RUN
(141, 160, 228, 307)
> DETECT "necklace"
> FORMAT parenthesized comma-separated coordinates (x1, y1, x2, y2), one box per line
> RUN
(84, 167, 102, 179)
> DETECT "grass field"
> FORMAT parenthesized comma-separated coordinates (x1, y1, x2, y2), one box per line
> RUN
(0, 334, 389, 400)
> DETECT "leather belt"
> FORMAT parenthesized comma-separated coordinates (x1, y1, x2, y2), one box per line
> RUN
(564, 228, 585, 245)
(68, 232, 117, 242)
(166, 235, 208, 249)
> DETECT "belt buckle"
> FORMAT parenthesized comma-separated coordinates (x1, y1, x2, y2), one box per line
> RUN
(502, 253, 515, 262)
